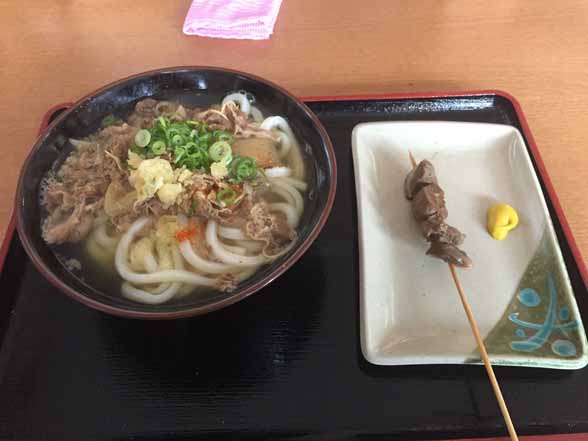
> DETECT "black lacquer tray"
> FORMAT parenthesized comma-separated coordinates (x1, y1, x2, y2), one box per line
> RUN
(1, 92, 587, 441)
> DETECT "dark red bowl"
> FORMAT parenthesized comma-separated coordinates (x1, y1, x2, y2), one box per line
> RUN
(15, 66, 337, 319)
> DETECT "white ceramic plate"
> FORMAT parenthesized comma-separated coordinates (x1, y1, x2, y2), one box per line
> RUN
(352, 121, 588, 369)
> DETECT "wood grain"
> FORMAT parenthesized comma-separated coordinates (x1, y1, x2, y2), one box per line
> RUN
(0, 0, 587, 265)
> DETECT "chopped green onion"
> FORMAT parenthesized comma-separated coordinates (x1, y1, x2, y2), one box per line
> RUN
(171, 134, 184, 146)
(129, 116, 228, 171)
(134, 129, 151, 148)
(199, 133, 212, 144)
(173, 146, 186, 163)
(157, 116, 168, 129)
(101, 114, 122, 128)
(208, 141, 232, 163)
(152, 140, 167, 155)
(217, 188, 238, 206)
(229, 156, 258, 183)
(187, 199, 199, 216)
(214, 130, 233, 143)
(180, 147, 209, 170)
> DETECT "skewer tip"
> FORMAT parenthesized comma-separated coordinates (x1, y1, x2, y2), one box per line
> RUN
(408, 151, 417, 169)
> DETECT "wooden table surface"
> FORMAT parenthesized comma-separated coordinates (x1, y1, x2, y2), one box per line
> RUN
(1, 0, 587, 265)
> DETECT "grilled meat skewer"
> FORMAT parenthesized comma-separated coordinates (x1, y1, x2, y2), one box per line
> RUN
(405, 159, 472, 268)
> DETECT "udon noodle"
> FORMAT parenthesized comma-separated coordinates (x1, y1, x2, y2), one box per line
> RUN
(40, 93, 307, 304)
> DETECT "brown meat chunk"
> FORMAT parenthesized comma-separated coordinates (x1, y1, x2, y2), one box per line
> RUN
(175, 173, 248, 223)
(420, 219, 465, 245)
(244, 202, 296, 255)
(223, 102, 250, 133)
(127, 99, 158, 128)
(420, 217, 448, 242)
(405, 160, 437, 200)
(42, 203, 94, 244)
(135, 98, 158, 115)
(196, 108, 233, 132)
(195, 102, 276, 140)
(411, 183, 447, 222)
(41, 181, 77, 212)
(217, 196, 254, 228)
(41, 137, 124, 244)
(426, 242, 472, 268)
(97, 123, 138, 158)
(442, 225, 466, 246)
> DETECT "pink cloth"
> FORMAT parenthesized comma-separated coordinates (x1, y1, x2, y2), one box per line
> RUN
(183, 0, 283, 40)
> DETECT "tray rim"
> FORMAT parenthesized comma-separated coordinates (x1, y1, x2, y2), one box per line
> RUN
(1, 92, 588, 441)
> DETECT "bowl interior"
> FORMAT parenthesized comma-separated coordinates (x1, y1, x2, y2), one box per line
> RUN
(16, 67, 335, 317)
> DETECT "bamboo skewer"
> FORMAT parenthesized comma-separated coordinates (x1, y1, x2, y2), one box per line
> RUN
(409, 152, 519, 441)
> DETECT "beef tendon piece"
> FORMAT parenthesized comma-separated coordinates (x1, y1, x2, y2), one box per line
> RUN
(405, 159, 437, 200)
(426, 242, 472, 268)
(443, 225, 466, 246)
(411, 183, 447, 222)
(421, 219, 465, 245)
(420, 217, 448, 242)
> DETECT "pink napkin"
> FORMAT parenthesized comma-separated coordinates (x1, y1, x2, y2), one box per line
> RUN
(183, 0, 283, 40)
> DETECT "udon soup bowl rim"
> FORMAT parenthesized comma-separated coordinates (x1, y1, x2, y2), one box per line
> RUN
(15, 66, 337, 319)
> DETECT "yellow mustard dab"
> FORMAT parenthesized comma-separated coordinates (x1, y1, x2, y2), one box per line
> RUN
(487, 203, 519, 240)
